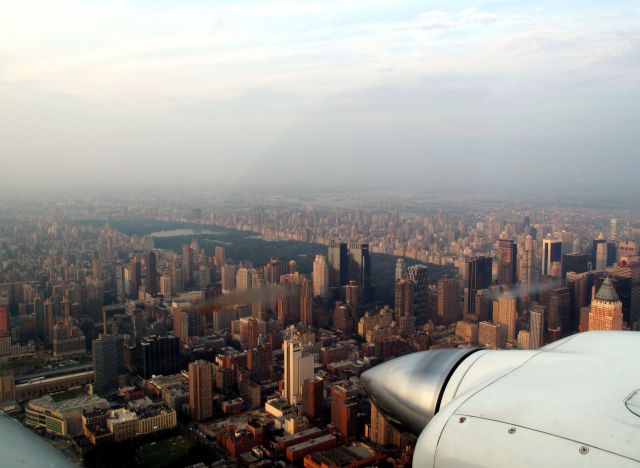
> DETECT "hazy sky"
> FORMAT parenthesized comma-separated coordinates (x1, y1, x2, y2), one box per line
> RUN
(1, 1, 639, 191)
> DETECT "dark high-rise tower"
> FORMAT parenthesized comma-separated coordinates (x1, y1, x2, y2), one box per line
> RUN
(92, 334, 123, 394)
(542, 238, 563, 276)
(328, 242, 372, 302)
(394, 279, 415, 318)
(145, 251, 158, 296)
(496, 239, 517, 286)
(437, 275, 460, 324)
(547, 287, 571, 337)
(464, 256, 492, 317)
(189, 359, 214, 421)
(136, 334, 180, 379)
(129, 256, 141, 298)
(331, 384, 358, 444)
(561, 253, 588, 279)
(300, 277, 313, 327)
(182, 244, 193, 288)
(328, 242, 349, 289)
(407, 264, 429, 321)
(303, 376, 324, 421)
(347, 243, 372, 302)
(591, 235, 616, 269)
(265, 259, 284, 285)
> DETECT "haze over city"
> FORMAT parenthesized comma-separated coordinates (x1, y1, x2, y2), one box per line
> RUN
(1, 0, 639, 190)
(1, 2, 640, 468)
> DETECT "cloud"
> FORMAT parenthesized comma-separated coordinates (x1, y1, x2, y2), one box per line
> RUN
(417, 8, 500, 30)
(0, 1, 639, 191)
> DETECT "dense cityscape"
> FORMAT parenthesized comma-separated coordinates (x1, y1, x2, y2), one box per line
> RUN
(0, 190, 637, 467)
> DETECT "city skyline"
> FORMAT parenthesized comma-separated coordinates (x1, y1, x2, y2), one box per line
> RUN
(0, 194, 638, 466)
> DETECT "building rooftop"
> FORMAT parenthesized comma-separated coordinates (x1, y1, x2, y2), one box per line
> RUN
(288, 434, 336, 454)
(308, 443, 377, 464)
(595, 278, 620, 302)
(108, 407, 138, 422)
(278, 427, 322, 445)
(29, 394, 109, 414)
(138, 402, 176, 418)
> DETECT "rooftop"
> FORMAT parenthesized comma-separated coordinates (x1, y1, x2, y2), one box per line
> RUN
(595, 278, 620, 302)
(29, 394, 109, 414)
(288, 434, 336, 454)
(108, 408, 138, 422)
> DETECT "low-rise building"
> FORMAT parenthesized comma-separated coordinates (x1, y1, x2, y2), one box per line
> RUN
(286, 434, 337, 462)
(26, 394, 110, 436)
(15, 371, 94, 401)
(303, 442, 384, 468)
(105, 403, 177, 442)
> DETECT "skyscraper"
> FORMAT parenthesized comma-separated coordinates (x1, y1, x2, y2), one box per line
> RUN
(92, 334, 123, 394)
(496, 239, 517, 286)
(530, 305, 545, 349)
(34, 295, 44, 341)
(214, 246, 226, 268)
(618, 240, 639, 259)
(331, 384, 358, 444)
(300, 277, 313, 327)
(369, 402, 401, 448)
(182, 244, 193, 288)
(557, 231, 575, 256)
(278, 274, 300, 325)
(283, 337, 314, 405)
(189, 360, 214, 421)
(114, 261, 126, 302)
(517, 330, 531, 350)
(542, 238, 562, 277)
(437, 275, 460, 325)
(493, 294, 517, 345)
(327, 242, 372, 302)
(344, 281, 360, 309)
(312, 255, 329, 299)
(518, 235, 535, 285)
(236, 267, 253, 290)
(328, 242, 349, 289)
(0, 305, 8, 335)
(609, 260, 640, 326)
(265, 259, 284, 285)
(588, 278, 623, 331)
(145, 251, 158, 296)
(221, 264, 237, 292)
(394, 279, 414, 318)
(596, 241, 608, 271)
(547, 287, 572, 336)
(136, 335, 180, 379)
(464, 257, 492, 317)
(594, 275, 631, 324)
(247, 344, 272, 382)
(303, 376, 324, 421)
(592, 234, 616, 269)
(407, 264, 429, 321)
(610, 218, 618, 242)
(395, 258, 406, 282)
(478, 321, 502, 349)
(562, 253, 589, 279)
(566, 272, 592, 330)
(129, 256, 141, 298)
(347, 242, 372, 303)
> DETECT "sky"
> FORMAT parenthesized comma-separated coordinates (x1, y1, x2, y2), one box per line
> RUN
(0, 1, 639, 192)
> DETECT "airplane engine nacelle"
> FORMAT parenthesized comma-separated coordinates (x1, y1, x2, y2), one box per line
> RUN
(361, 331, 640, 468)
